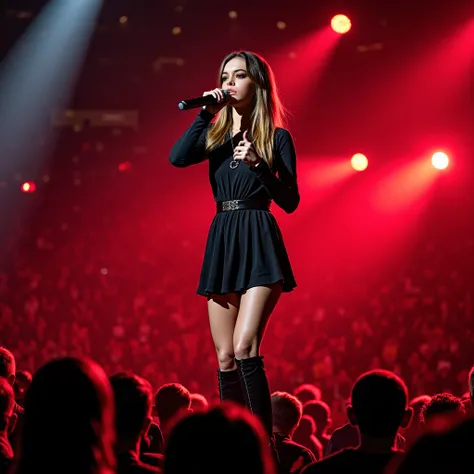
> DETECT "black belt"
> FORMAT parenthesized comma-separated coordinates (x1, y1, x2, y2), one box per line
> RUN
(216, 198, 271, 213)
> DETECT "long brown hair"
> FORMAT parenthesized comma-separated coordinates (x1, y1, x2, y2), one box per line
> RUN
(206, 51, 287, 168)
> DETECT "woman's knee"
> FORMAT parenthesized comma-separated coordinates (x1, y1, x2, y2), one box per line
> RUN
(216, 349, 236, 371)
(234, 340, 258, 360)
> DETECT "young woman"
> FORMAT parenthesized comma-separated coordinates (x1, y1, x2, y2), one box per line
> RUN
(169, 50, 299, 442)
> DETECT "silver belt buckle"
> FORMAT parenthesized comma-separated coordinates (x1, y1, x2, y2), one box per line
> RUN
(222, 200, 239, 211)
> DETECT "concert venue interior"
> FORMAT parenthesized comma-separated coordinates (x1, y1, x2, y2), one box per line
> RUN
(0, 1, 473, 472)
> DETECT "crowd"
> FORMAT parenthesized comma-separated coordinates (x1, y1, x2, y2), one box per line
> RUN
(0, 193, 472, 427)
(1, 345, 473, 474)
(0, 127, 473, 473)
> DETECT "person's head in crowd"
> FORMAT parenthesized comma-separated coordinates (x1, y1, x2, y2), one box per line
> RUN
(0, 377, 16, 470)
(271, 391, 302, 438)
(460, 392, 471, 412)
(420, 393, 465, 433)
(154, 383, 191, 434)
(347, 370, 412, 444)
(13, 371, 32, 408)
(292, 413, 323, 459)
(292, 415, 316, 444)
(15, 357, 115, 474)
(394, 417, 474, 474)
(164, 403, 276, 474)
(0, 376, 17, 438)
(190, 393, 208, 413)
(402, 395, 431, 445)
(409, 395, 431, 419)
(469, 365, 474, 407)
(303, 400, 332, 435)
(109, 373, 153, 452)
(293, 384, 321, 405)
(0, 347, 16, 386)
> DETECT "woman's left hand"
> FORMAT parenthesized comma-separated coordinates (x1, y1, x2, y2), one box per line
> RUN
(233, 131, 262, 167)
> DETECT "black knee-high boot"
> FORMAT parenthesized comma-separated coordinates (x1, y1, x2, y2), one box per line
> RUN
(217, 368, 246, 405)
(235, 356, 273, 438)
(236, 356, 280, 469)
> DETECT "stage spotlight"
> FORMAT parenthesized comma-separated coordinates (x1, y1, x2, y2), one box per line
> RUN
(431, 152, 449, 170)
(21, 181, 36, 193)
(118, 161, 132, 172)
(331, 14, 351, 34)
(351, 153, 368, 171)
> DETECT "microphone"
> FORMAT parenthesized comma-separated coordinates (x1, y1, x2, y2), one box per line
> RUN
(178, 90, 231, 110)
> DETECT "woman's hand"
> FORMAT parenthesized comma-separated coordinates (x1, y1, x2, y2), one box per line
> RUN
(202, 88, 228, 115)
(233, 131, 262, 167)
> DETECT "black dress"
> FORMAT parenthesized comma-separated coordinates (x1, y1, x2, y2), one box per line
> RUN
(169, 109, 299, 296)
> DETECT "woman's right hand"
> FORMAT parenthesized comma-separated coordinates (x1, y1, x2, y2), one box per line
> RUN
(202, 88, 228, 115)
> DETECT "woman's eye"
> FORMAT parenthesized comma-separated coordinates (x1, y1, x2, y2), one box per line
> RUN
(221, 77, 228, 82)
(237, 74, 246, 79)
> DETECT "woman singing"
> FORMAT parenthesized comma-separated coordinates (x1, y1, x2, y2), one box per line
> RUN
(169, 51, 299, 443)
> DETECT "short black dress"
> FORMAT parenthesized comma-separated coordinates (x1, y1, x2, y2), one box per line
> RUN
(169, 109, 299, 296)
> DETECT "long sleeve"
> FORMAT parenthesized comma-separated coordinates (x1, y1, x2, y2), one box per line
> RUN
(169, 109, 214, 167)
(250, 128, 300, 213)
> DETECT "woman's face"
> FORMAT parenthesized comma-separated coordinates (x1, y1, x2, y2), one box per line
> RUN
(221, 57, 255, 110)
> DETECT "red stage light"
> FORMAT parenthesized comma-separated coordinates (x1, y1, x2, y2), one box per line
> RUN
(351, 153, 368, 171)
(431, 152, 449, 170)
(21, 181, 36, 193)
(331, 14, 352, 34)
(118, 161, 132, 172)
